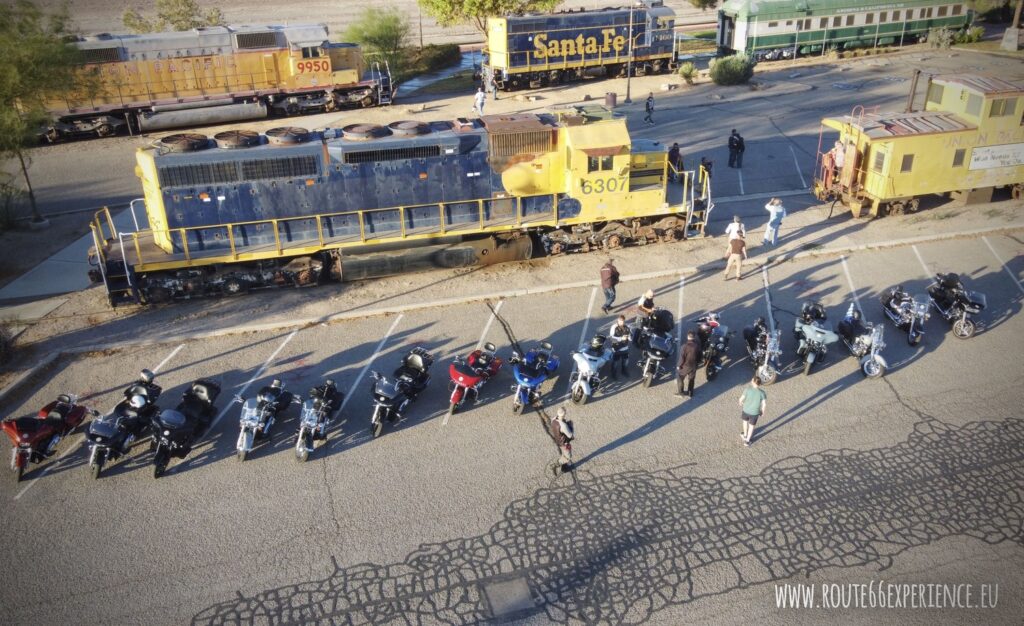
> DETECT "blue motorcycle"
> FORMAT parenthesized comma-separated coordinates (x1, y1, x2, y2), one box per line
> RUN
(508, 342, 559, 415)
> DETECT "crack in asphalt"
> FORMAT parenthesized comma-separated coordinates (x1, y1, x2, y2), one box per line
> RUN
(321, 452, 342, 533)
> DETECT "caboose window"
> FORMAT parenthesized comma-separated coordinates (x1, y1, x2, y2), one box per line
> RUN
(820, 17, 827, 28)
(768, 22, 778, 28)
(846, 15, 854, 26)
(872, 151, 885, 173)
(966, 93, 982, 116)
(892, 10, 900, 20)
(938, 6, 948, 17)
(832, 16, 841, 27)
(952, 149, 966, 168)
(952, 5, 962, 16)
(900, 155, 914, 173)
(865, 13, 873, 24)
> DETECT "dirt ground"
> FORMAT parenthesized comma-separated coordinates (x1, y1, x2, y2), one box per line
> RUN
(36, 1, 716, 43)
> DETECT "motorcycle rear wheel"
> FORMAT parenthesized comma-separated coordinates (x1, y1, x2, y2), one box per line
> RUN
(952, 318, 975, 339)
(570, 385, 588, 406)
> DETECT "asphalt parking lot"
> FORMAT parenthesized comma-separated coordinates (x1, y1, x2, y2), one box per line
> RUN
(1, 233, 1022, 625)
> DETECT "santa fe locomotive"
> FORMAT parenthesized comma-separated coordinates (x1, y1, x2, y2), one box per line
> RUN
(483, 0, 677, 90)
(87, 107, 710, 306)
(44, 23, 392, 141)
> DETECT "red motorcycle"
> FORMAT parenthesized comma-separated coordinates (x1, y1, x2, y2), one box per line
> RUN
(2, 394, 94, 481)
(447, 342, 503, 416)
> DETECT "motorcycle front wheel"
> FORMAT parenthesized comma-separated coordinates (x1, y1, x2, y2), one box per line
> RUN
(803, 353, 816, 376)
(758, 365, 778, 385)
(512, 397, 525, 415)
(705, 361, 718, 381)
(16, 459, 25, 483)
(862, 357, 886, 379)
(952, 318, 975, 339)
(295, 432, 311, 463)
(90, 451, 105, 480)
(153, 449, 170, 479)
(570, 385, 588, 406)
(642, 366, 654, 388)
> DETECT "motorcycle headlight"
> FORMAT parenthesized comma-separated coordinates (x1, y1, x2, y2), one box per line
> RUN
(163, 430, 170, 436)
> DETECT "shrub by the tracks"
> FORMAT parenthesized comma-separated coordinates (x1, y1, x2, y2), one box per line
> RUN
(956, 26, 986, 44)
(929, 27, 957, 49)
(709, 54, 755, 86)
(401, 44, 462, 82)
(678, 62, 697, 85)
(0, 179, 25, 232)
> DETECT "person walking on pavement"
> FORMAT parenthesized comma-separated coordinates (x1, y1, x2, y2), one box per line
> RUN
(549, 406, 575, 474)
(738, 377, 767, 446)
(763, 197, 787, 247)
(644, 92, 655, 125)
(473, 87, 486, 116)
(600, 259, 620, 314)
(674, 331, 701, 399)
(724, 215, 745, 240)
(724, 233, 747, 281)
(609, 315, 631, 379)
(728, 129, 746, 168)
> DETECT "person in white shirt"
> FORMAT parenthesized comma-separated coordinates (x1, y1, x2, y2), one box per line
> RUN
(724, 215, 745, 240)
(763, 198, 786, 246)
(473, 88, 486, 116)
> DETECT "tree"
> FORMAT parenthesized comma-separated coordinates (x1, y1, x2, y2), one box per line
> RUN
(122, 0, 226, 33)
(688, 0, 719, 10)
(418, 0, 562, 35)
(0, 1, 95, 223)
(346, 8, 412, 76)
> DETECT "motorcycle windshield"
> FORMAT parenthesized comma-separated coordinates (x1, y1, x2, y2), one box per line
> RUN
(513, 364, 546, 386)
(572, 351, 601, 374)
(802, 324, 839, 344)
(966, 291, 987, 310)
(912, 297, 929, 317)
(450, 361, 483, 386)
(239, 399, 260, 425)
(648, 334, 673, 356)
(374, 380, 398, 399)
(300, 400, 318, 426)
(87, 417, 120, 439)
(157, 409, 187, 430)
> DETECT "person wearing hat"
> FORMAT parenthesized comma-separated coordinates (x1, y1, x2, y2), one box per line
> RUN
(549, 406, 575, 473)
(763, 197, 786, 247)
(636, 289, 656, 317)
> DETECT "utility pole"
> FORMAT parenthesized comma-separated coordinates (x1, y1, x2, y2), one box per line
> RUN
(419, 5, 424, 49)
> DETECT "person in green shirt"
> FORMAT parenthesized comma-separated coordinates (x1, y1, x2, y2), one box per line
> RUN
(738, 377, 767, 446)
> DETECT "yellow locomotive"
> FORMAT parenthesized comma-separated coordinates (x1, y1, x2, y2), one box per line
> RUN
(88, 106, 710, 305)
(814, 73, 1024, 217)
(46, 24, 390, 141)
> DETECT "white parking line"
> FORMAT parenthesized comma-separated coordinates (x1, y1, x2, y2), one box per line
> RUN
(576, 287, 598, 348)
(475, 300, 503, 350)
(982, 236, 1024, 295)
(14, 343, 185, 501)
(789, 144, 807, 188)
(912, 245, 932, 277)
(338, 314, 404, 414)
(206, 329, 298, 436)
(737, 167, 745, 195)
(761, 265, 776, 333)
(840, 256, 863, 314)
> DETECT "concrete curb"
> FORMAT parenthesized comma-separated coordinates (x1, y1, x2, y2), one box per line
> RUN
(3, 220, 1023, 406)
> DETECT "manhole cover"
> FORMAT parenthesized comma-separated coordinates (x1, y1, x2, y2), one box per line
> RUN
(483, 577, 535, 619)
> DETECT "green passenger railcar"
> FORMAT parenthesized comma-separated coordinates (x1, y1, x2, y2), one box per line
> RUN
(718, 0, 973, 59)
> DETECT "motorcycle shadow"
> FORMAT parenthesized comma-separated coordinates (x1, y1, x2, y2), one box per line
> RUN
(753, 369, 864, 442)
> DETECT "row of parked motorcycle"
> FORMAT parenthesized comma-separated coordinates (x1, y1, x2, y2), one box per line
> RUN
(2, 272, 986, 482)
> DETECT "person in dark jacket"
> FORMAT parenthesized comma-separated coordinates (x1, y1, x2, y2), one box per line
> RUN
(728, 129, 746, 168)
(549, 406, 575, 474)
(600, 259, 620, 314)
(667, 143, 681, 181)
(644, 92, 655, 125)
(675, 331, 701, 398)
(609, 315, 631, 379)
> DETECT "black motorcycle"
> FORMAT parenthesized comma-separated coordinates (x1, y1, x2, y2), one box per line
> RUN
(743, 317, 781, 385)
(694, 312, 732, 381)
(837, 304, 888, 378)
(235, 379, 294, 462)
(369, 347, 433, 438)
(880, 285, 930, 345)
(632, 308, 676, 388)
(927, 272, 987, 339)
(150, 380, 221, 478)
(86, 369, 162, 479)
(793, 301, 839, 376)
(295, 380, 342, 463)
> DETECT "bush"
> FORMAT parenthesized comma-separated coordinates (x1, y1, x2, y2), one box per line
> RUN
(677, 61, 697, 84)
(709, 54, 755, 86)
(956, 26, 986, 44)
(346, 8, 411, 77)
(0, 179, 26, 232)
(402, 43, 461, 80)
(928, 27, 956, 49)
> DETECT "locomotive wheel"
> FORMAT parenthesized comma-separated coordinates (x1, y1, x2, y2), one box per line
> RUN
(223, 277, 247, 296)
(906, 198, 920, 213)
(888, 201, 905, 216)
(146, 286, 172, 304)
(296, 268, 313, 285)
(360, 95, 374, 108)
(96, 123, 114, 138)
(605, 234, 623, 250)
(285, 103, 300, 116)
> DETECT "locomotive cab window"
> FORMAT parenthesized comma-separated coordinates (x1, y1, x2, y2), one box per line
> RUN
(990, 97, 1017, 118)
(900, 154, 914, 173)
(301, 47, 322, 58)
(952, 149, 966, 168)
(587, 156, 614, 173)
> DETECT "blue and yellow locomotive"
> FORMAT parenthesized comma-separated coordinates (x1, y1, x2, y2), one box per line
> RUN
(89, 107, 709, 305)
(484, 1, 676, 90)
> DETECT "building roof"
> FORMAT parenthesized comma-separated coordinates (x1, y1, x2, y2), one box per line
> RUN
(930, 75, 1024, 97)
(829, 110, 975, 139)
(720, 0, 949, 20)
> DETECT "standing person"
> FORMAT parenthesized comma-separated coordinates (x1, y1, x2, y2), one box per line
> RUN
(667, 143, 681, 182)
(600, 259, 620, 314)
(489, 74, 499, 100)
(473, 87, 486, 116)
(549, 406, 575, 474)
(636, 289, 656, 318)
(700, 156, 713, 181)
(644, 92, 655, 125)
(738, 377, 767, 446)
(734, 130, 746, 168)
(609, 315, 631, 379)
(724, 215, 745, 240)
(724, 234, 747, 281)
(727, 129, 740, 168)
(763, 197, 787, 247)
(674, 331, 701, 399)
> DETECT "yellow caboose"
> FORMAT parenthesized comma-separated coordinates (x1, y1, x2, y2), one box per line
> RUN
(813, 74, 1024, 217)
(46, 24, 386, 140)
